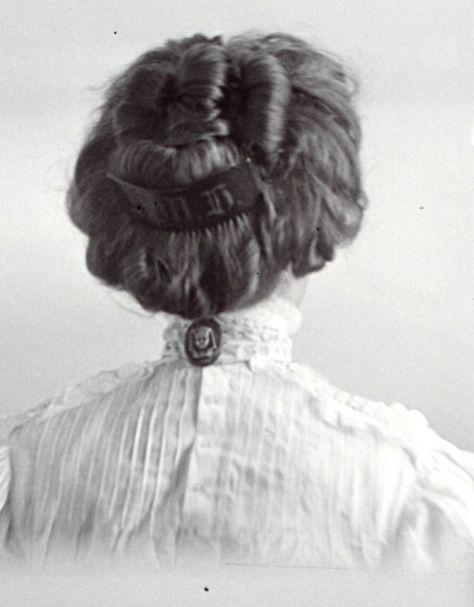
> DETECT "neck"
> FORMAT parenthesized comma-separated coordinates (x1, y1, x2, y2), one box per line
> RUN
(272, 270, 308, 308)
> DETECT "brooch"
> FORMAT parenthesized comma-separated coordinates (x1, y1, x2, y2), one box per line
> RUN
(184, 318, 222, 366)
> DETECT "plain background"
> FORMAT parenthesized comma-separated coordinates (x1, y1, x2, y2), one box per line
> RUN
(1, 0, 473, 453)
(0, 567, 473, 607)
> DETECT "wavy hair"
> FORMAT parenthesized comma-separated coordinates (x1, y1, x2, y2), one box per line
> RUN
(67, 32, 367, 319)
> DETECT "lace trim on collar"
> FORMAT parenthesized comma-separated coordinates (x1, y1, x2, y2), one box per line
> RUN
(162, 296, 302, 365)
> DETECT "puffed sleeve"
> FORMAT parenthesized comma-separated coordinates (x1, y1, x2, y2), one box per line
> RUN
(0, 418, 13, 553)
(0, 411, 34, 540)
(0, 446, 10, 515)
(0, 415, 14, 514)
(385, 431, 474, 571)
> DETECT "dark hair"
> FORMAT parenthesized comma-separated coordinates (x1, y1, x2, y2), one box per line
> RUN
(67, 32, 367, 319)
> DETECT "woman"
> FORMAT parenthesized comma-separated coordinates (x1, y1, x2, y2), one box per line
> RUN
(0, 32, 472, 571)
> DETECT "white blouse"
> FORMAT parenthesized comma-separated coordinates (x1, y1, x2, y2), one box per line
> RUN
(0, 296, 473, 572)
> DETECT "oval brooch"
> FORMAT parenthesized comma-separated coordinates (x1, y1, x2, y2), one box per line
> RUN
(184, 318, 222, 366)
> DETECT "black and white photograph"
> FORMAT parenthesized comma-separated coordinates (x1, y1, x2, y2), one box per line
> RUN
(1, 1, 473, 605)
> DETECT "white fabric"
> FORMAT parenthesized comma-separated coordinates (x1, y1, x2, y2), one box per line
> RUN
(0, 295, 473, 571)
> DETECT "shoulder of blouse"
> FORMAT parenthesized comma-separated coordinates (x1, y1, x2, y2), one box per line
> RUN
(396, 433, 474, 567)
(1, 360, 161, 439)
(287, 362, 474, 565)
(0, 359, 164, 515)
(285, 361, 431, 449)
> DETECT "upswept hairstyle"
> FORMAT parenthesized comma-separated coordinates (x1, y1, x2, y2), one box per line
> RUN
(67, 32, 367, 319)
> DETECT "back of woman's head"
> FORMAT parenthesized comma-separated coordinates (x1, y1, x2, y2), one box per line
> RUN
(67, 32, 367, 319)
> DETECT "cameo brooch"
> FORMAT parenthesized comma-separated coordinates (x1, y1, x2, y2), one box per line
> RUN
(185, 318, 222, 366)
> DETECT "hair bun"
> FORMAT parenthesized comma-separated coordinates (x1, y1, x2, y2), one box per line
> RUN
(113, 38, 230, 148)
(236, 50, 290, 165)
(69, 32, 366, 319)
(112, 65, 173, 144)
(176, 42, 226, 116)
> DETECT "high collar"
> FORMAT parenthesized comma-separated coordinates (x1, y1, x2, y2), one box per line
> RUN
(161, 295, 302, 367)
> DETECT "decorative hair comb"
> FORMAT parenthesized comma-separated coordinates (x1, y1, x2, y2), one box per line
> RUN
(106, 157, 265, 232)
